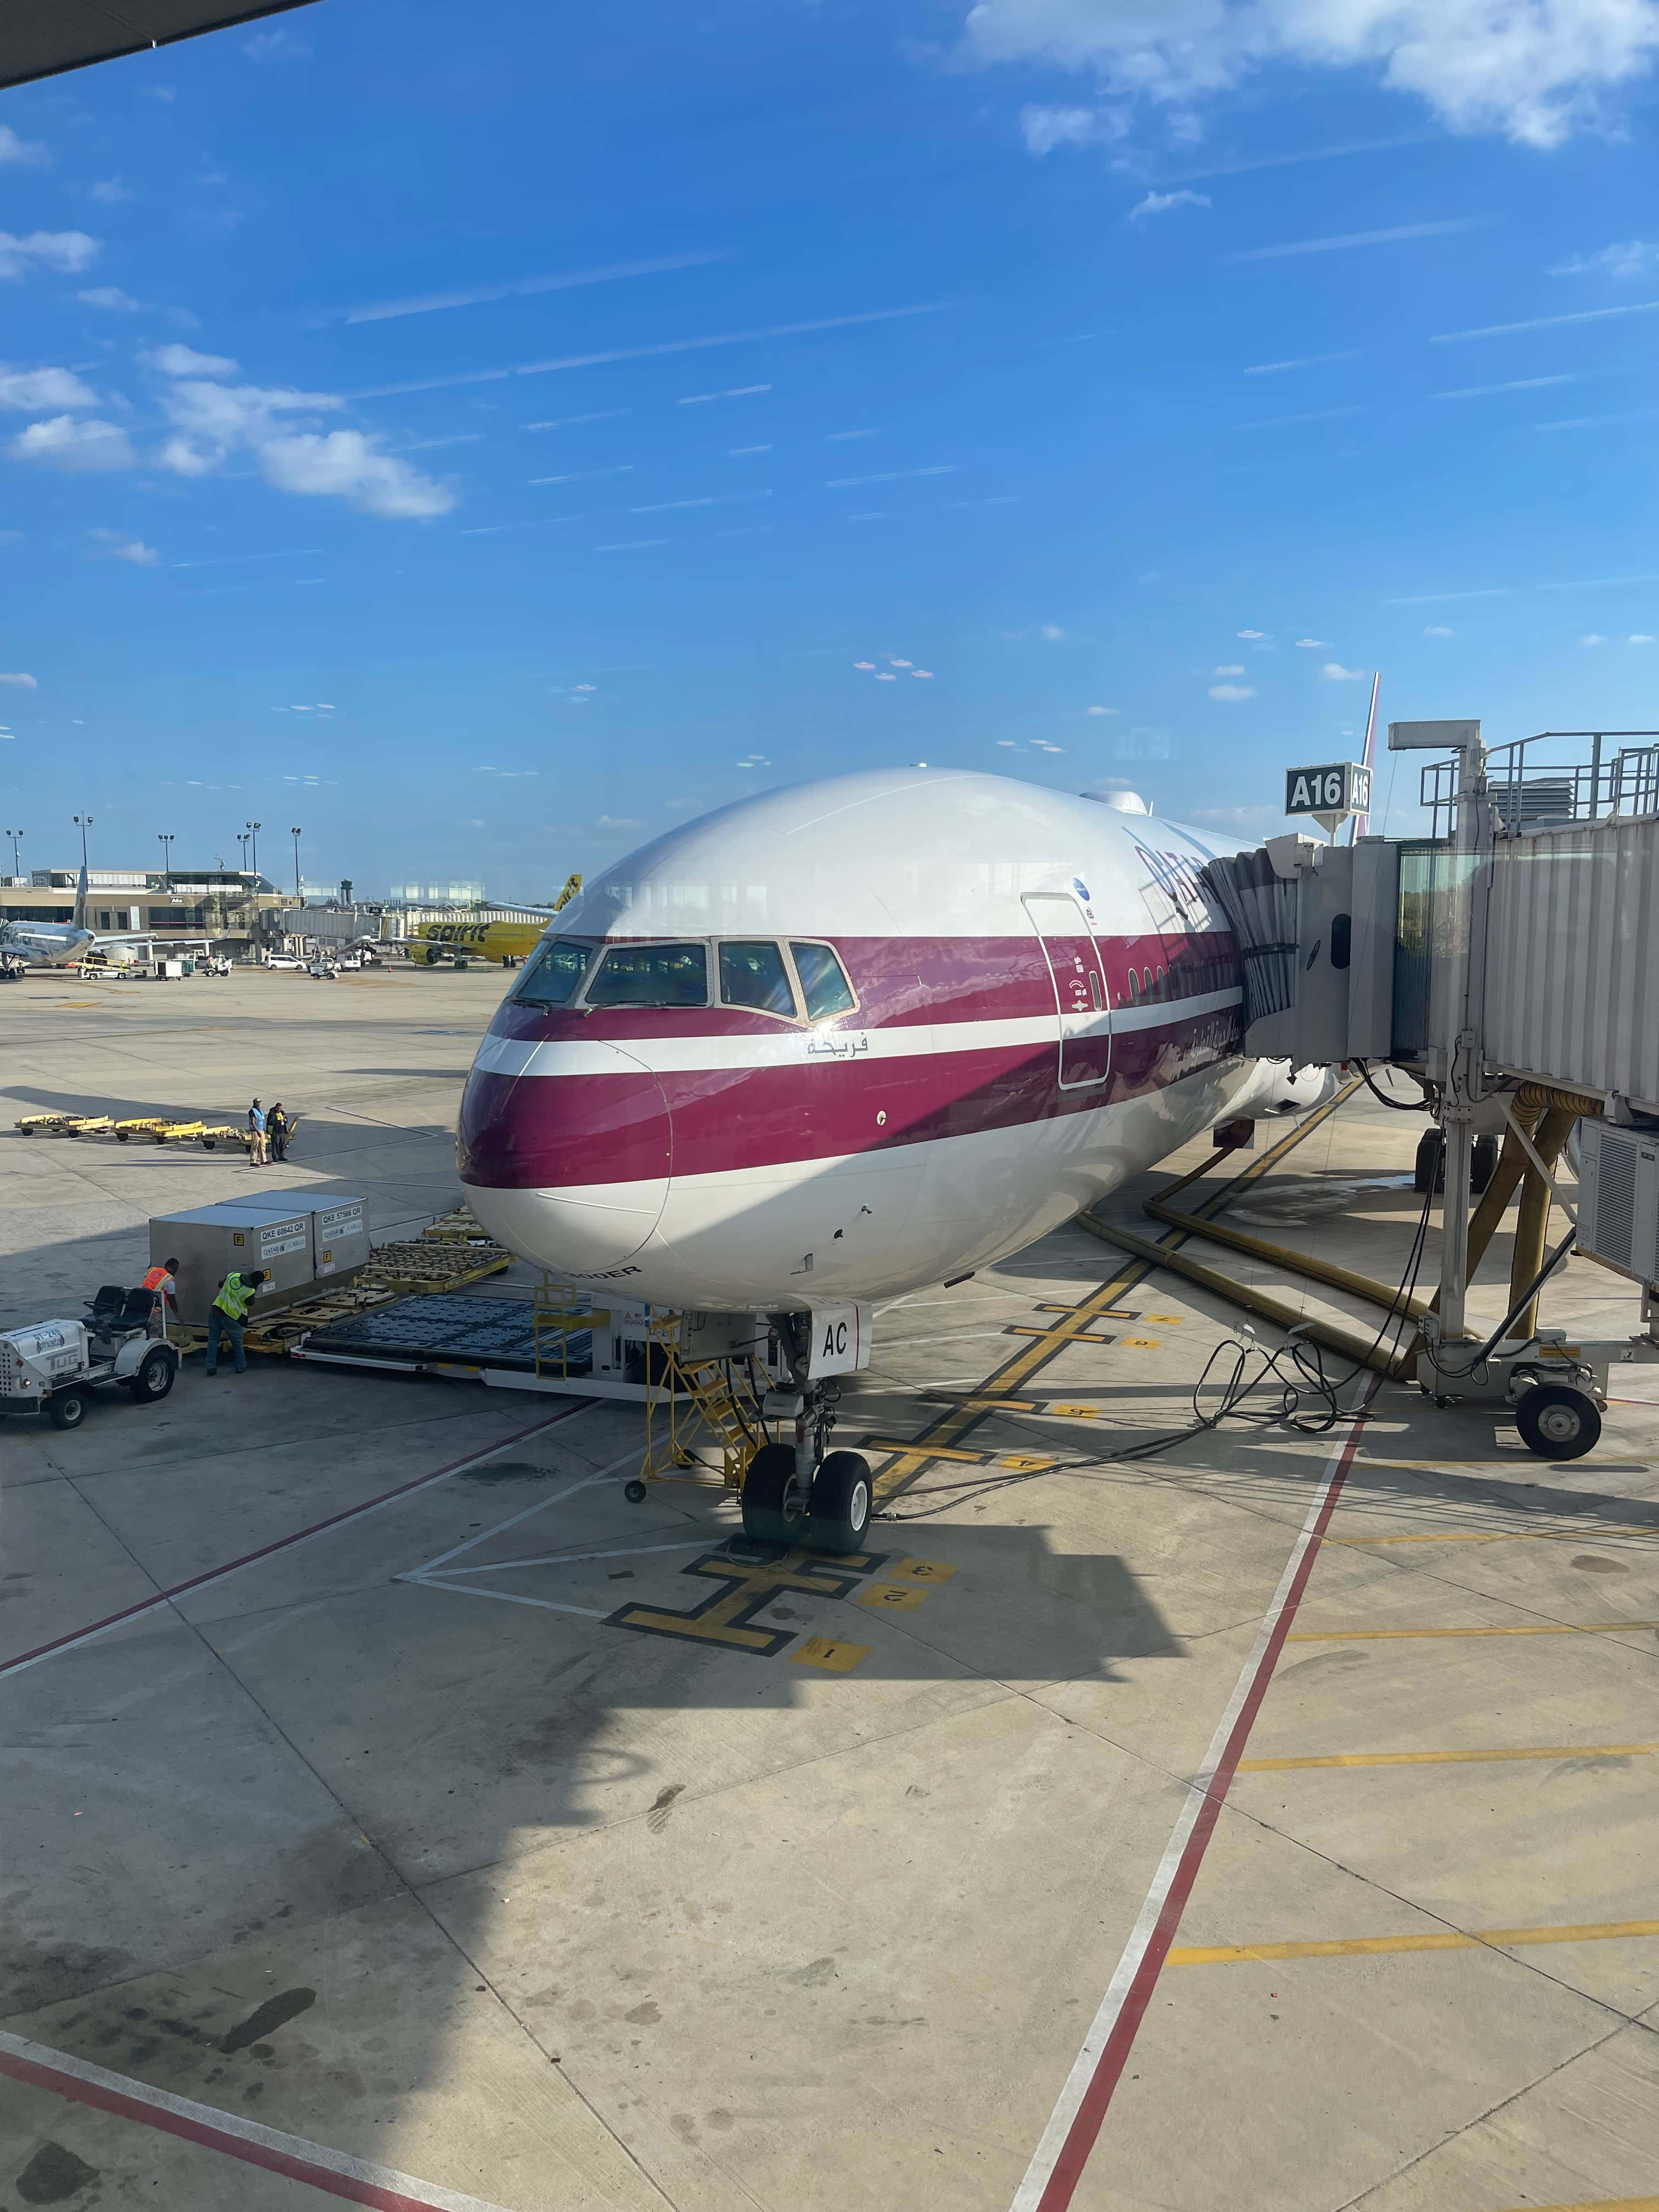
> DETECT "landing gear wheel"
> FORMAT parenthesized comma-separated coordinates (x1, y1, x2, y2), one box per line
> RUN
(128, 1348, 176, 1403)
(1413, 1130, 1443, 1193)
(623, 1479, 647, 1504)
(740, 1442, 794, 1545)
(808, 1451, 873, 1555)
(1472, 1134, 1498, 1194)
(49, 1388, 91, 1430)
(1515, 1383, 1600, 1460)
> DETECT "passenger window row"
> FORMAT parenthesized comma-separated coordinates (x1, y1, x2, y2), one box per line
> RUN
(1120, 955, 1233, 1008)
(511, 935, 858, 1023)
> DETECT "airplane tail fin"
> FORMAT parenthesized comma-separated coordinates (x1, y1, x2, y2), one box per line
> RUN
(73, 864, 88, 930)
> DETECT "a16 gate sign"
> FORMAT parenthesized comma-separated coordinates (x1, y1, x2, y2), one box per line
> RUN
(1284, 760, 1371, 820)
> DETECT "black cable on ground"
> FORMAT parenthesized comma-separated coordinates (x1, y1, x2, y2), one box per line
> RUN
(1354, 1058, 1430, 1113)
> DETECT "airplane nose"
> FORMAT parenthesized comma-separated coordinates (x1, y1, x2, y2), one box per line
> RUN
(458, 1039, 673, 1276)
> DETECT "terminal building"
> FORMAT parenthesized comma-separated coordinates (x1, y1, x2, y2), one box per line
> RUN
(0, 867, 297, 957)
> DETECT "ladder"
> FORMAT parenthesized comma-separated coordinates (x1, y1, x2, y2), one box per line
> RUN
(640, 1316, 769, 1493)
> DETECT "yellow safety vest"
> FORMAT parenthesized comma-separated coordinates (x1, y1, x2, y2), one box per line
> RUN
(213, 1273, 256, 1321)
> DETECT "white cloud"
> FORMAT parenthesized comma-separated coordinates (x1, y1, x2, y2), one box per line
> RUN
(153, 373, 454, 518)
(1295, 636, 1328, 648)
(1237, 628, 1267, 639)
(1129, 189, 1211, 222)
(1551, 240, 1659, 279)
(10, 414, 134, 470)
(962, 0, 1659, 149)
(1424, 624, 1455, 636)
(89, 179, 133, 205)
(1322, 661, 1367, 680)
(0, 365, 98, 410)
(0, 125, 48, 167)
(1209, 682, 1255, 701)
(597, 815, 641, 828)
(1214, 662, 1246, 674)
(145, 342, 238, 377)
(1582, 631, 1607, 645)
(0, 229, 99, 281)
(0, 670, 38, 686)
(90, 530, 160, 565)
(1020, 104, 1104, 153)
(1040, 623, 1066, 639)
(1630, 632, 1655, 644)
(1085, 703, 1118, 715)
(77, 286, 143, 312)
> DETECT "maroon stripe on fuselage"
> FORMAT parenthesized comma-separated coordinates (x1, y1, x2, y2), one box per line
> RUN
(459, 1003, 1243, 1189)
(486, 931, 1238, 1046)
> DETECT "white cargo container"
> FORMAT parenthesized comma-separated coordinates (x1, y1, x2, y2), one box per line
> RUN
(150, 1193, 368, 1324)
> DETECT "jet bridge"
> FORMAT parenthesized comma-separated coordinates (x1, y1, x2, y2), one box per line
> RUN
(1200, 723, 1659, 1457)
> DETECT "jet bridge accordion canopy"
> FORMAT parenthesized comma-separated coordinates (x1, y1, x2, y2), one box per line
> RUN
(0, 0, 317, 91)
(1197, 847, 1297, 1032)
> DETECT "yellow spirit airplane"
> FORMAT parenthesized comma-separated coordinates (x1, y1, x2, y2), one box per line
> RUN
(397, 874, 582, 968)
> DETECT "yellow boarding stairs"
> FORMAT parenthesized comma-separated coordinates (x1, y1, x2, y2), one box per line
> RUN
(531, 1285, 770, 1503)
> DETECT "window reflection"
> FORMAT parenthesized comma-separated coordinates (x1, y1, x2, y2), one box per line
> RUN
(510, 938, 593, 1008)
(586, 941, 709, 1007)
(720, 939, 797, 1016)
(791, 940, 857, 1021)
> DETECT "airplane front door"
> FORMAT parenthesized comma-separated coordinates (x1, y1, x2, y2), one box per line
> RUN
(1023, 892, 1113, 1090)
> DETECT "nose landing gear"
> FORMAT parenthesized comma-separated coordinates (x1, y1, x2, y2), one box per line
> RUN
(741, 1320, 873, 1553)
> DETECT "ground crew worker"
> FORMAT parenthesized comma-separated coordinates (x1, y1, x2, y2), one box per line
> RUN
(142, 1256, 180, 1333)
(268, 1102, 291, 1162)
(205, 1267, 267, 1376)
(247, 1096, 268, 1166)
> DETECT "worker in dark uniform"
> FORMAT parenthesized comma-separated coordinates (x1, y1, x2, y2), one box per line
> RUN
(268, 1102, 292, 1162)
(205, 1267, 267, 1376)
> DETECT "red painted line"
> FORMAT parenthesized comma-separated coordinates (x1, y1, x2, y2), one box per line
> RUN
(0, 1404, 588, 1683)
(1013, 1402, 1373, 2210)
(0, 2031, 513, 2211)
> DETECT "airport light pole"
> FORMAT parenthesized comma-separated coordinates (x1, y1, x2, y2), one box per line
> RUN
(236, 832, 250, 873)
(290, 825, 302, 900)
(4, 828, 20, 880)
(157, 831, 174, 883)
(245, 819, 262, 878)
(72, 813, 93, 871)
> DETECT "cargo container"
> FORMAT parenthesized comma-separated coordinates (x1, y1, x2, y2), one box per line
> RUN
(149, 1193, 368, 1325)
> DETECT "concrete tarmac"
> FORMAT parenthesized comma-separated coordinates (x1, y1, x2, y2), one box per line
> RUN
(2, 964, 1656, 2211)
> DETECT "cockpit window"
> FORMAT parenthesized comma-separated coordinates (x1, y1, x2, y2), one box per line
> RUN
(720, 940, 797, 1017)
(790, 941, 856, 1022)
(511, 938, 593, 1008)
(585, 941, 709, 1008)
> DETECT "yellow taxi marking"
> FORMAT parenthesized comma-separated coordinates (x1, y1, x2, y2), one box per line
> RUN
(1000, 1453, 1058, 1471)
(1005, 1324, 1118, 1342)
(610, 1545, 881, 1656)
(1170, 1918, 1659, 1965)
(921, 1394, 1039, 1411)
(865, 1438, 984, 1463)
(869, 1087, 1358, 1502)
(857, 1583, 932, 1612)
(887, 1558, 957, 1583)
(1035, 1304, 1139, 1318)
(1238, 1743, 1657, 1771)
(1332, 1526, 1659, 1547)
(1287, 1621, 1659, 1642)
(1120, 1337, 1163, 1349)
(1145, 1313, 1184, 1323)
(1047, 1403, 1100, 1418)
(863, 1441, 1057, 1474)
(791, 1637, 870, 1673)
(1492, 2198, 1659, 2210)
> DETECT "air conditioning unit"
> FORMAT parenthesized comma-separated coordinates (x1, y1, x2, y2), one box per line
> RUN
(1578, 1121, 1659, 1285)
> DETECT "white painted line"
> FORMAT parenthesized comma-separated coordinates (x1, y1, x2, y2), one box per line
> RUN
(432, 1539, 715, 1578)
(415, 1579, 610, 1620)
(1, 1408, 595, 1685)
(1009, 1400, 1372, 2211)
(401, 1459, 629, 1577)
(0, 2027, 517, 2212)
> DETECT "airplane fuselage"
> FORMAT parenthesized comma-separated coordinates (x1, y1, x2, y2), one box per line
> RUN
(458, 769, 1312, 1311)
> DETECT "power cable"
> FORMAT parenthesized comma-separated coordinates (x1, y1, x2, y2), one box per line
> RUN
(1353, 1058, 1430, 1113)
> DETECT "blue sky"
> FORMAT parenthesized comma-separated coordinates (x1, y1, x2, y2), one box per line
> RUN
(2, 0, 1657, 898)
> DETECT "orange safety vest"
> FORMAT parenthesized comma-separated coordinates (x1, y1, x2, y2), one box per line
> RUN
(142, 1265, 173, 1293)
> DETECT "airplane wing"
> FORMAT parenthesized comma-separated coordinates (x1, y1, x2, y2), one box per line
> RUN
(1, 0, 320, 93)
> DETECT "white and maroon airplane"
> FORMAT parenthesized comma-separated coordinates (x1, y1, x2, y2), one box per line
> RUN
(459, 767, 1324, 1549)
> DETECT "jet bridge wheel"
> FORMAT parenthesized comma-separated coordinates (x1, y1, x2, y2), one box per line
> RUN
(1514, 1383, 1600, 1461)
(1413, 1131, 1498, 1195)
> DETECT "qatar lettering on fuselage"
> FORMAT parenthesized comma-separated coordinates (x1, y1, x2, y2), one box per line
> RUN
(456, 768, 1323, 1313)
